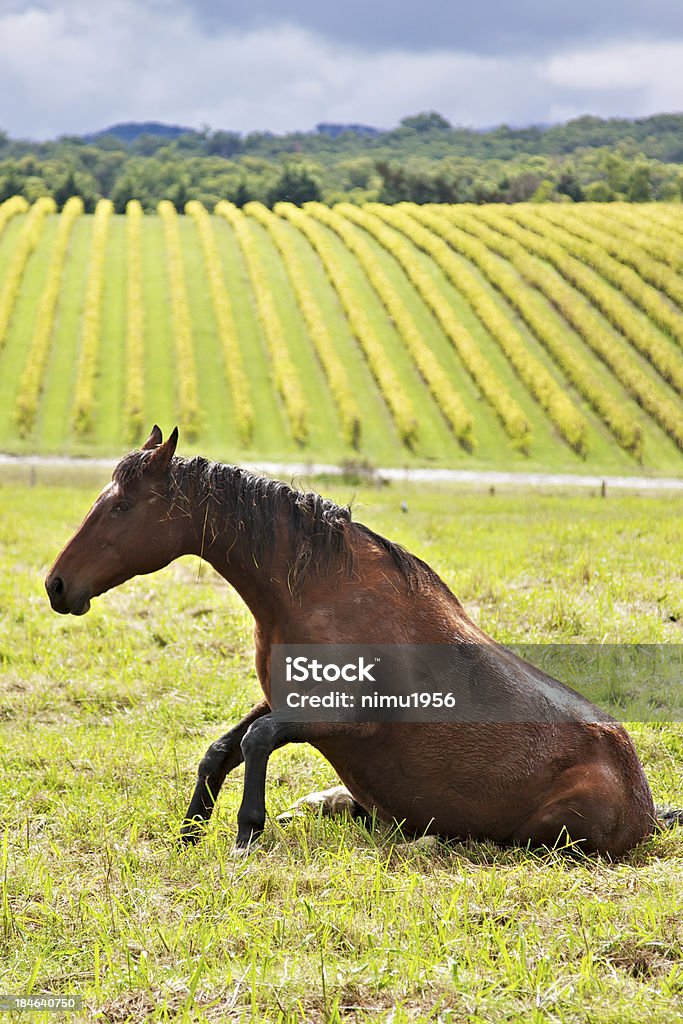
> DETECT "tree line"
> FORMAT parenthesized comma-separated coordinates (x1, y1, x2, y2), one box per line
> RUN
(1, 112, 683, 211)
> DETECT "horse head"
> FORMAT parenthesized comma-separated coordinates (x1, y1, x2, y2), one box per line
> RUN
(45, 425, 179, 614)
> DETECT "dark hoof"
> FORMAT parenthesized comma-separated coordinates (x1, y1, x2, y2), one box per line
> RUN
(179, 819, 207, 846)
(234, 826, 262, 853)
(232, 840, 259, 858)
(660, 808, 683, 828)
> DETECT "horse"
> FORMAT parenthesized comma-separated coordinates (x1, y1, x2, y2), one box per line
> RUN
(45, 426, 666, 857)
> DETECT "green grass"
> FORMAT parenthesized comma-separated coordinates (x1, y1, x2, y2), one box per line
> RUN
(313, 211, 501, 461)
(0, 216, 28, 287)
(445, 207, 683, 469)
(470, 210, 683, 467)
(273, 217, 401, 463)
(212, 216, 293, 459)
(0, 203, 682, 475)
(0, 478, 682, 1022)
(92, 212, 127, 451)
(34, 215, 91, 453)
(360, 216, 642, 470)
(311, 216, 462, 461)
(245, 216, 345, 456)
(0, 216, 58, 443)
(179, 215, 239, 449)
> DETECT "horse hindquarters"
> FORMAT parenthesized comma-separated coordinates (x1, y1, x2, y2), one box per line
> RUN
(315, 721, 656, 856)
(508, 762, 651, 856)
(508, 733, 657, 857)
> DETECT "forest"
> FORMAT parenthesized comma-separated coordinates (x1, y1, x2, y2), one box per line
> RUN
(1, 111, 683, 211)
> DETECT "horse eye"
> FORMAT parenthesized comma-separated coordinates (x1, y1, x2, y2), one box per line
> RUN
(113, 500, 132, 513)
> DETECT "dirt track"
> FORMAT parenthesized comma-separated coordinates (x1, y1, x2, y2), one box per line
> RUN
(1, 453, 682, 491)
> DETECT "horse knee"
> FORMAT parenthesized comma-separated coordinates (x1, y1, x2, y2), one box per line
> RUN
(198, 726, 247, 780)
(198, 741, 225, 779)
(240, 718, 275, 761)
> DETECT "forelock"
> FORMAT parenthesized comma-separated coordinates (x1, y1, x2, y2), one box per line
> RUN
(113, 449, 155, 488)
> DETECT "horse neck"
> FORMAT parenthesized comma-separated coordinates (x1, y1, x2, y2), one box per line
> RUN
(186, 505, 287, 625)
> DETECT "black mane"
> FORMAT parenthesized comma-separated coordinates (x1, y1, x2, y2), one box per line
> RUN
(114, 452, 432, 594)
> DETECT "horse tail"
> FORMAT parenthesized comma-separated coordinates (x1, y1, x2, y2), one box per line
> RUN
(656, 807, 683, 829)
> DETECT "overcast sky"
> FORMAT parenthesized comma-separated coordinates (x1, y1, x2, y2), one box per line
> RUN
(1, 0, 683, 139)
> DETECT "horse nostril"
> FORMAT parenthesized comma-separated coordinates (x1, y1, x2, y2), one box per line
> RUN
(49, 576, 65, 597)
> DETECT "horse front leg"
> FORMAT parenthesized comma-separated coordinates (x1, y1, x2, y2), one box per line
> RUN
(181, 698, 270, 844)
(235, 716, 375, 851)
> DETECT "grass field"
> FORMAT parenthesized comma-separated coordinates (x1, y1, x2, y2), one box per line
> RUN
(1, 477, 682, 1022)
(0, 198, 682, 474)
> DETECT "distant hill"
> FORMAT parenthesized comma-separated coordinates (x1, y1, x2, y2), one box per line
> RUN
(84, 122, 194, 144)
(315, 123, 380, 138)
(76, 111, 683, 162)
(84, 120, 382, 144)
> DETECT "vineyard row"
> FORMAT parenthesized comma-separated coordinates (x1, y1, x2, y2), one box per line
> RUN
(0, 198, 681, 463)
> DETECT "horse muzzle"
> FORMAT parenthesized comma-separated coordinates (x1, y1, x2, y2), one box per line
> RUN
(45, 572, 92, 615)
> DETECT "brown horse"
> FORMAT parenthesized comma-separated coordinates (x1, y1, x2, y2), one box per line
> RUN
(46, 426, 666, 857)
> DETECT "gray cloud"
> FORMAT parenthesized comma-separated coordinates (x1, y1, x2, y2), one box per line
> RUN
(187, 0, 683, 56)
(0, 1, 682, 139)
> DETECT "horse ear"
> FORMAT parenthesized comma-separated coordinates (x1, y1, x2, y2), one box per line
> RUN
(141, 425, 163, 450)
(145, 426, 178, 472)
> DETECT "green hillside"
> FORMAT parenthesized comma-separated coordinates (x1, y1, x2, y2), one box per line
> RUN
(0, 196, 682, 473)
